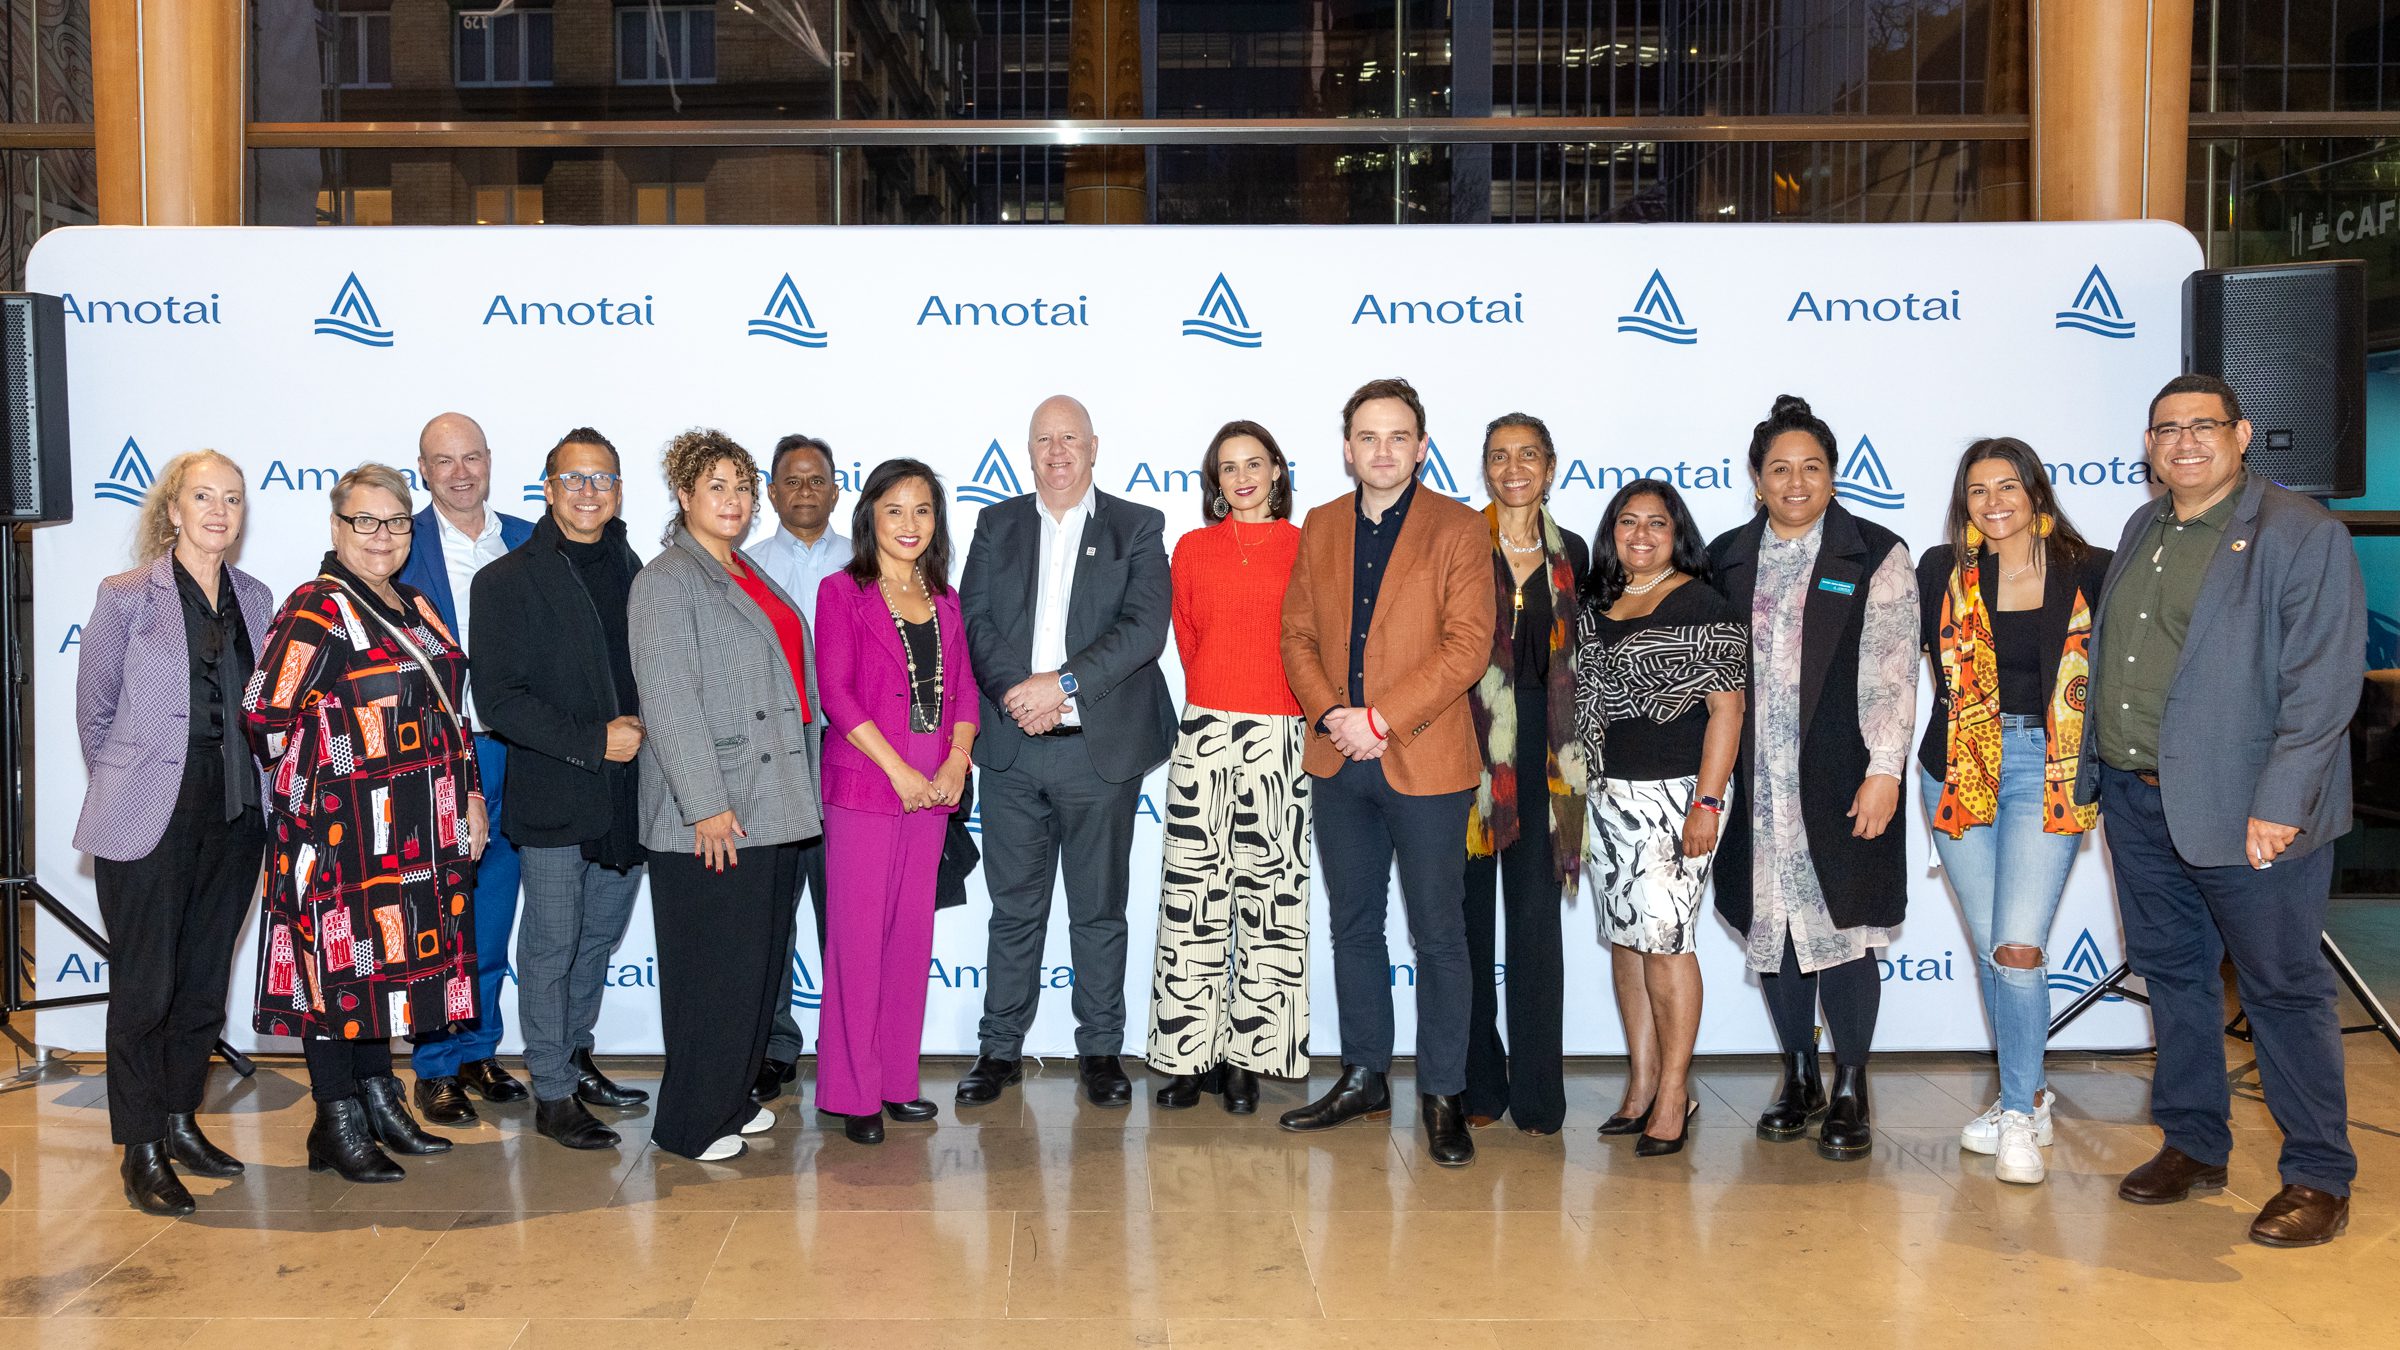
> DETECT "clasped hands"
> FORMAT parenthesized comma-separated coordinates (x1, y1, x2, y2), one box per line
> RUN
(1320, 706, 1388, 762)
(1003, 671, 1070, 737)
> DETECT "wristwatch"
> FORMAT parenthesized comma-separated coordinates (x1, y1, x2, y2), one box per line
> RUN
(1058, 670, 1080, 698)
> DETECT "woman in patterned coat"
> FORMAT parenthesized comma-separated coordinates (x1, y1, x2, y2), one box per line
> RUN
(244, 463, 488, 1184)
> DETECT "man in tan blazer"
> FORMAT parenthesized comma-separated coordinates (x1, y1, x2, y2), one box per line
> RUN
(1277, 377, 1496, 1167)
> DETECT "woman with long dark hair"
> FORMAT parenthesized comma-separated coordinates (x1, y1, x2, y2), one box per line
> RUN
(1574, 479, 1746, 1156)
(1706, 395, 1917, 1163)
(1460, 412, 1587, 1136)
(1917, 437, 2112, 1185)
(1145, 420, 1311, 1114)
(814, 459, 979, 1144)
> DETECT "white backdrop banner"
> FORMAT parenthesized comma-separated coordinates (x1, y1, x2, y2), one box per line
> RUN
(26, 221, 2200, 1059)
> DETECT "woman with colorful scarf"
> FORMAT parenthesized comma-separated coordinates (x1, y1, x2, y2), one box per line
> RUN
(1461, 413, 1588, 1136)
(1916, 436, 2112, 1187)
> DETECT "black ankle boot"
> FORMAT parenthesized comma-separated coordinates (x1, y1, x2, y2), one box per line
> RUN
(1422, 1093, 1476, 1168)
(1756, 1050, 1827, 1141)
(1278, 1065, 1391, 1132)
(165, 1111, 244, 1178)
(1155, 1072, 1206, 1109)
(1220, 1066, 1260, 1115)
(121, 1141, 195, 1216)
(359, 1075, 454, 1155)
(307, 1097, 405, 1183)
(1817, 1065, 1872, 1161)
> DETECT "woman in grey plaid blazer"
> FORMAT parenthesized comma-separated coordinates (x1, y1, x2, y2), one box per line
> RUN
(631, 430, 825, 1161)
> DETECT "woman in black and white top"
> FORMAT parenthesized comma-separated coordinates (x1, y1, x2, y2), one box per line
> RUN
(1575, 479, 1747, 1157)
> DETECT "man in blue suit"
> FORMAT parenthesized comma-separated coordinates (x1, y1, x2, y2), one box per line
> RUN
(396, 411, 536, 1125)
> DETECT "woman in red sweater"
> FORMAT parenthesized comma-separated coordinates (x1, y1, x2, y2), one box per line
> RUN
(1144, 420, 1311, 1115)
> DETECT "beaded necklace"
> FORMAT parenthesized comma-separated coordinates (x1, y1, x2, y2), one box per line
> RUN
(881, 569, 942, 734)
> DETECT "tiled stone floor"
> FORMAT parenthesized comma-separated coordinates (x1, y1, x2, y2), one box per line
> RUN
(0, 1038, 2393, 1350)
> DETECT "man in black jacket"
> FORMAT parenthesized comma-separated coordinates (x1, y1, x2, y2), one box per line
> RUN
(469, 428, 652, 1149)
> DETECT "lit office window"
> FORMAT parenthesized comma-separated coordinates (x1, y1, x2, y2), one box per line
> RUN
(456, 6, 556, 88)
(316, 188, 394, 226)
(474, 185, 546, 225)
(635, 183, 708, 224)
(619, 6, 719, 86)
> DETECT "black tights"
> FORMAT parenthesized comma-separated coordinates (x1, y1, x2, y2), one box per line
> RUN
(303, 1039, 395, 1103)
(1759, 936, 1882, 1068)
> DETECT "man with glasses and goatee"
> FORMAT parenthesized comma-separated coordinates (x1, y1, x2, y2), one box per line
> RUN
(2079, 373, 2367, 1247)
(466, 428, 653, 1149)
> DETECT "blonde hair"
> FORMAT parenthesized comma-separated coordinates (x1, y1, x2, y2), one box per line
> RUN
(133, 450, 246, 565)
(331, 462, 415, 517)
(661, 428, 759, 544)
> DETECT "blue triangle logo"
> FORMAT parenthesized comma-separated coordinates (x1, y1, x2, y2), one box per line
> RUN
(1416, 439, 1471, 502)
(1182, 273, 1262, 347)
(1833, 435, 1904, 510)
(2055, 265, 2135, 339)
(93, 437, 153, 507)
(314, 272, 394, 346)
(749, 273, 829, 348)
(1617, 269, 1699, 344)
(956, 439, 1025, 508)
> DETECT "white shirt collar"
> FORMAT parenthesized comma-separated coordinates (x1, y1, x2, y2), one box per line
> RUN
(1039, 485, 1097, 527)
(436, 506, 502, 545)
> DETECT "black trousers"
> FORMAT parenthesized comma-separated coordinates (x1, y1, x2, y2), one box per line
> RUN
(1462, 686, 1566, 1132)
(92, 751, 265, 1144)
(303, 1038, 395, 1102)
(649, 841, 801, 1158)
(765, 834, 830, 1063)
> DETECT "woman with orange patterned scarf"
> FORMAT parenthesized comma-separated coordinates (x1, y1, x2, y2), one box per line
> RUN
(1916, 437, 2112, 1188)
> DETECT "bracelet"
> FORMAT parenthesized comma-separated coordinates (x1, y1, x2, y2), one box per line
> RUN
(1366, 708, 1389, 741)
(1693, 794, 1724, 815)
(947, 744, 972, 762)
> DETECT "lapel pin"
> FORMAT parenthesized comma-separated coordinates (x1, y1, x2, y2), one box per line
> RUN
(1085, 546, 1096, 556)
(2230, 540, 2248, 552)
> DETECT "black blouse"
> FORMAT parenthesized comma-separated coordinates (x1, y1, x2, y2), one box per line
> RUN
(1500, 528, 1591, 686)
(174, 558, 258, 821)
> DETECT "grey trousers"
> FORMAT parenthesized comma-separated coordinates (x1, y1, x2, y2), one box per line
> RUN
(976, 732, 1141, 1059)
(514, 843, 646, 1101)
(764, 834, 830, 1064)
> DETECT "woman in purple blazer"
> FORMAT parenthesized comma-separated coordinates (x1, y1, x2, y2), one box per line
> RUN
(75, 450, 275, 1217)
(814, 459, 978, 1145)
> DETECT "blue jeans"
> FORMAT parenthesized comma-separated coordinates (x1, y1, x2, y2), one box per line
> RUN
(412, 734, 522, 1078)
(1919, 717, 2082, 1114)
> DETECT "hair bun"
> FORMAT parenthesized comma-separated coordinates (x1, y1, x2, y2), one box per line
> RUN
(1770, 394, 1813, 420)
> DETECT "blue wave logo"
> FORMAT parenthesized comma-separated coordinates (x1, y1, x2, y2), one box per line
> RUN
(313, 272, 394, 347)
(1617, 268, 1698, 344)
(2047, 928, 2124, 1003)
(1416, 439, 1471, 503)
(2055, 265, 2135, 339)
(749, 273, 829, 348)
(522, 480, 545, 503)
(956, 439, 1024, 509)
(1181, 273, 1262, 347)
(1833, 435, 1904, 511)
(93, 437, 153, 507)
(788, 950, 822, 1011)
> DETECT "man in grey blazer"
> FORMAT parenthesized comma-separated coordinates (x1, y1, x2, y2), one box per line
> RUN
(2077, 373, 2367, 1247)
(956, 394, 1175, 1108)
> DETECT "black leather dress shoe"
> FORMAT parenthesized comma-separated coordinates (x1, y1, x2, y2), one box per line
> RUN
(1220, 1066, 1260, 1116)
(535, 1096, 621, 1150)
(844, 1112, 886, 1145)
(1278, 1065, 1392, 1132)
(1079, 1055, 1133, 1107)
(1756, 1050, 1827, 1141)
(164, 1111, 244, 1178)
(750, 1057, 797, 1104)
(1635, 1099, 1699, 1158)
(1154, 1072, 1208, 1109)
(883, 1099, 939, 1123)
(956, 1055, 1022, 1106)
(2118, 1144, 2230, 1204)
(121, 1141, 195, 1216)
(413, 1074, 479, 1126)
(458, 1057, 529, 1103)
(307, 1097, 404, 1183)
(1422, 1094, 1476, 1167)
(362, 1075, 454, 1155)
(1816, 1065, 1872, 1161)
(573, 1048, 650, 1108)
(2249, 1183, 2350, 1247)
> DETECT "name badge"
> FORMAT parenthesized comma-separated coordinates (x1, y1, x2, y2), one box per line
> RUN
(1817, 578, 1857, 595)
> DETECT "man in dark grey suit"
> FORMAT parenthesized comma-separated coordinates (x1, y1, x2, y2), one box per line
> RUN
(2079, 373, 2367, 1248)
(957, 394, 1175, 1108)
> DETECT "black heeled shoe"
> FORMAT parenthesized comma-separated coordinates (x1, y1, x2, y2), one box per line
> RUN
(1816, 1065, 1873, 1161)
(844, 1112, 886, 1145)
(1596, 1100, 1655, 1137)
(1220, 1066, 1259, 1116)
(121, 1141, 195, 1216)
(165, 1111, 244, 1178)
(883, 1099, 939, 1123)
(1634, 1099, 1699, 1158)
(360, 1075, 454, 1155)
(307, 1097, 405, 1183)
(1756, 1050, 1827, 1141)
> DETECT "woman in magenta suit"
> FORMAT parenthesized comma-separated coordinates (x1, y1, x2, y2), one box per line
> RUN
(814, 458, 979, 1145)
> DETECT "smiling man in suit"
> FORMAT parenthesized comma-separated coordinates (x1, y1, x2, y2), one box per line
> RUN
(956, 394, 1175, 1109)
(2081, 373, 2368, 1247)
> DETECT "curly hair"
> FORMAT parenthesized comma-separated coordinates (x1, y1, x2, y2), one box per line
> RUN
(661, 428, 760, 544)
(132, 450, 247, 565)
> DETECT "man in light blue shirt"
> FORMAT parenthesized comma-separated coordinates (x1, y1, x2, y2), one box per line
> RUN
(746, 433, 849, 1102)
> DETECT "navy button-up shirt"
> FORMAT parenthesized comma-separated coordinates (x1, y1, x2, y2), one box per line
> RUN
(1349, 477, 1418, 706)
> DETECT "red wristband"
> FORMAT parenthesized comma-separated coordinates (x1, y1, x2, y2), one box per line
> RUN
(1367, 708, 1389, 740)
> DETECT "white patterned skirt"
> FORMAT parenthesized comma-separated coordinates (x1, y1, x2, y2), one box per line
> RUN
(1588, 775, 1720, 956)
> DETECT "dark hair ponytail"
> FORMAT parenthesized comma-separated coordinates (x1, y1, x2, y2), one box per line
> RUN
(1747, 394, 1839, 474)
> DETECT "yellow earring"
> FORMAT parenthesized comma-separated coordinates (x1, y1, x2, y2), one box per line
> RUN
(1964, 522, 1985, 550)
(2037, 513, 2055, 538)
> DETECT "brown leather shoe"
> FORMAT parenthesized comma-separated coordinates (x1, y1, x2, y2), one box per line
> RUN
(2249, 1184, 2350, 1248)
(2118, 1144, 2229, 1204)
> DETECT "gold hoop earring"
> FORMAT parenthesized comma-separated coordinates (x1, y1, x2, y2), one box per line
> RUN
(1964, 522, 1984, 550)
(2037, 513, 2055, 539)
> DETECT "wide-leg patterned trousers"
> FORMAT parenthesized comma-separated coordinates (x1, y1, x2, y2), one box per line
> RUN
(1144, 706, 1312, 1078)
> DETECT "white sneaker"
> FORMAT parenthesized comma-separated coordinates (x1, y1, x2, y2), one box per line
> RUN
(740, 1106, 777, 1135)
(1960, 1088, 2054, 1155)
(1994, 1110, 2046, 1184)
(696, 1134, 746, 1162)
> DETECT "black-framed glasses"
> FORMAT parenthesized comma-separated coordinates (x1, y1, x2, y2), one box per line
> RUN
(336, 512, 414, 536)
(553, 471, 623, 493)
(2146, 418, 2235, 444)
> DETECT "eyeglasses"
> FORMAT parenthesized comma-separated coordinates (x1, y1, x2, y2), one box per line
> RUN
(2146, 418, 2235, 444)
(336, 512, 414, 536)
(553, 471, 623, 493)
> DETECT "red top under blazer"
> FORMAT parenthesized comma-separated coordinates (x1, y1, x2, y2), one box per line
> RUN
(814, 570, 979, 816)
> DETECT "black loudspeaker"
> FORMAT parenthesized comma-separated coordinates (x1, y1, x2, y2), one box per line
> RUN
(0, 292, 71, 524)
(2184, 260, 2367, 499)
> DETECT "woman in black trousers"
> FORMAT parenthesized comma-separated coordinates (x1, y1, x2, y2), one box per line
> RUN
(631, 430, 826, 1162)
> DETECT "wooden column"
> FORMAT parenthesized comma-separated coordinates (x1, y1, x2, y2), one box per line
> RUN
(93, 0, 246, 225)
(2032, 0, 2193, 221)
(1063, 0, 1146, 224)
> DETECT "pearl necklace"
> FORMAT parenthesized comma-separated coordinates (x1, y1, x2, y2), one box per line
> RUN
(1621, 568, 1676, 595)
(1500, 531, 1544, 555)
(880, 569, 942, 734)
